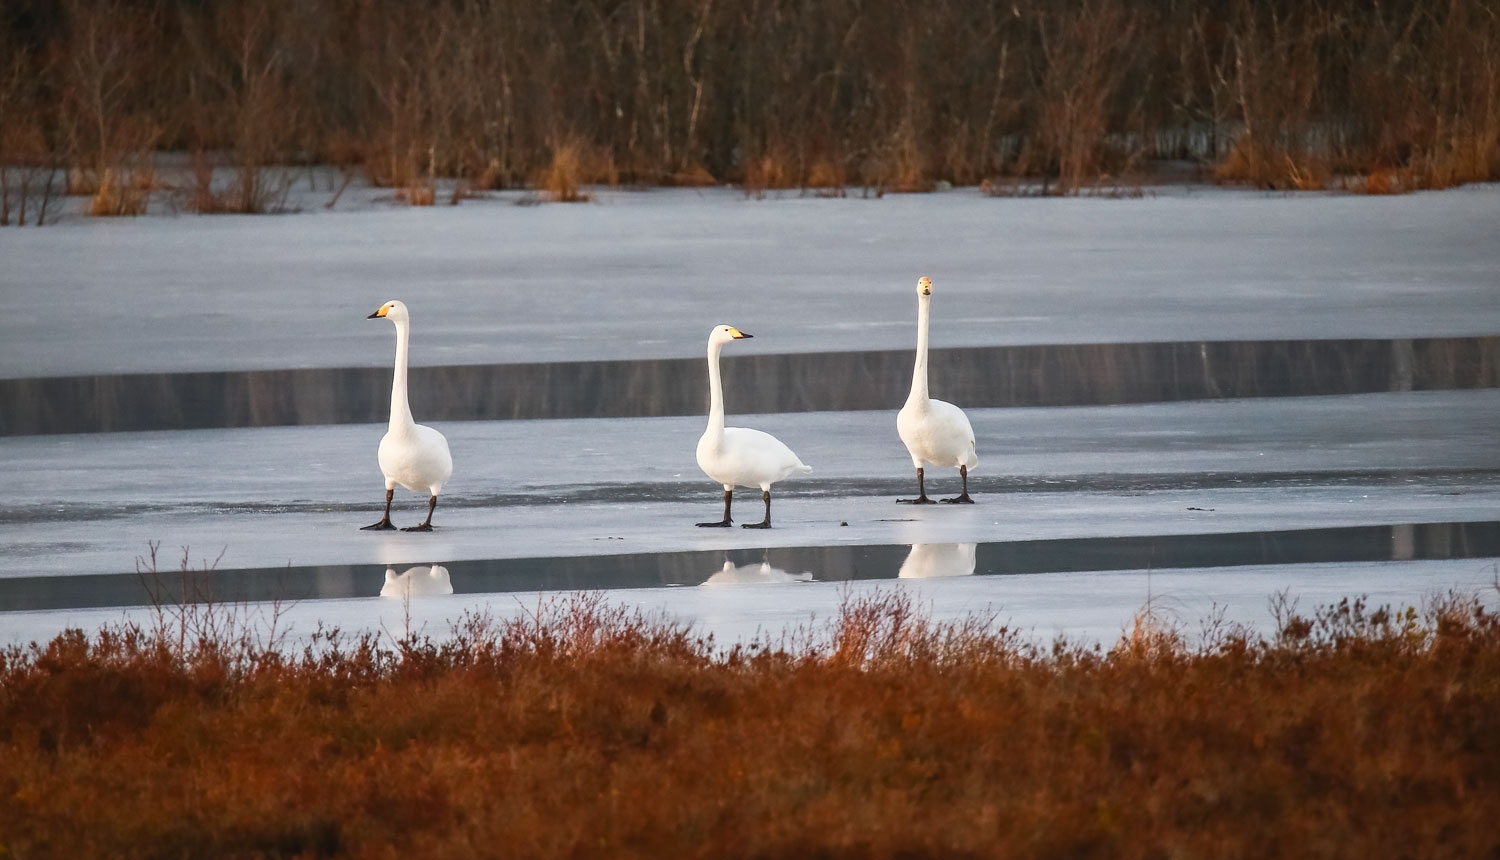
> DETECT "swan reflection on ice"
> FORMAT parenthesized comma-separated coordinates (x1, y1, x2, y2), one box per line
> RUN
(702, 561, 813, 586)
(378, 564, 454, 598)
(898, 543, 978, 578)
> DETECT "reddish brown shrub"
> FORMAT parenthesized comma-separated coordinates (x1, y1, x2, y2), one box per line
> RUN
(3, 587, 1499, 856)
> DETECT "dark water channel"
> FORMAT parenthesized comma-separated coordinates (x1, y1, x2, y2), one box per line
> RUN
(4, 520, 1496, 613)
(3, 336, 1495, 435)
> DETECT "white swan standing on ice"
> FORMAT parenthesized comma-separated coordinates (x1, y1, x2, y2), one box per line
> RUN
(896, 276, 978, 504)
(696, 325, 812, 529)
(362, 300, 453, 531)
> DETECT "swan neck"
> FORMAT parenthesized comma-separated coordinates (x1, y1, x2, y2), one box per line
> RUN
(909, 295, 931, 404)
(389, 316, 416, 432)
(706, 340, 726, 439)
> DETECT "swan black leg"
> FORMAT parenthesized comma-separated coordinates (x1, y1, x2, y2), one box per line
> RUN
(742, 490, 772, 529)
(402, 495, 438, 531)
(362, 488, 398, 530)
(941, 465, 975, 504)
(697, 488, 734, 527)
(897, 467, 935, 504)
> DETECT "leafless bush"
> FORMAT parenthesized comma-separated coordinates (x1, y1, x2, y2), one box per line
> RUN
(174, 1, 305, 214)
(1022, 0, 1143, 195)
(0, 47, 64, 226)
(0, 0, 1493, 215)
(134, 540, 292, 667)
(59, 0, 163, 216)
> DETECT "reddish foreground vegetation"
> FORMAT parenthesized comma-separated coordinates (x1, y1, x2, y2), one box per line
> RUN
(2, 589, 1499, 858)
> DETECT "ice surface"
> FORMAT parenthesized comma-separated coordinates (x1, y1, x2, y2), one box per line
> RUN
(1, 390, 1495, 579)
(2, 186, 1496, 647)
(2, 185, 1498, 377)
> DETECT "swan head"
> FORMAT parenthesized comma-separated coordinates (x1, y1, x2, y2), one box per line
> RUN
(917, 276, 932, 297)
(708, 324, 753, 345)
(367, 300, 410, 322)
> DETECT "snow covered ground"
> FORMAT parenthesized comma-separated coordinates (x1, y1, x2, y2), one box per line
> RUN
(1, 184, 1496, 646)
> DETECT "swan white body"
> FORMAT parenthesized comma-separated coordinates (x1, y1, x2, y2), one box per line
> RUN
(379, 564, 454, 598)
(896, 277, 978, 503)
(898, 543, 978, 579)
(364, 300, 453, 531)
(698, 426, 809, 491)
(696, 325, 811, 528)
(378, 423, 452, 497)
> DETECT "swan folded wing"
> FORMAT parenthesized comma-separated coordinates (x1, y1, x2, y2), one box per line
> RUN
(707, 427, 811, 487)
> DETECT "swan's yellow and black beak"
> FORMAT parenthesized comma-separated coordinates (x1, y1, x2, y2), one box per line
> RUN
(918, 276, 932, 296)
(367, 304, 390, 319)
(729, 328, 752, 339)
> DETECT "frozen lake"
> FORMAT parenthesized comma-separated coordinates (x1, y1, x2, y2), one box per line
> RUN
(1, 185, 1497, 645)
(2, 185, 1498, 378)
(3, 390, 1496, 645)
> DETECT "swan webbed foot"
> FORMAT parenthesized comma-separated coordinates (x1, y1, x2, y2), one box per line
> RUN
(896, 497, 936, 505)
(939, 494, 975, 504)
(365, 488, 398, 530)
(400, 523, 435, 532)
(699, 487, 734, 527)
(743, 490, 772, 528)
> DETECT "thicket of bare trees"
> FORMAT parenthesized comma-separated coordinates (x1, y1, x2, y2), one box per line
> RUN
(0, 0, 1496, 220)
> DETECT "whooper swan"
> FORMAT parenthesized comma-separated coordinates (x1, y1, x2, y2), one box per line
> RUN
(896, 277, 978, 504)
(695, 325, 812, 529)
(362, 300, 453, 531)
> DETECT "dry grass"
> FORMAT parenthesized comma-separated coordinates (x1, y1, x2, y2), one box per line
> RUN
(87, 164, 154, 216)
(394, 183, 436, 207)
(740, 147, 796, 199)
(2, 586, 1499, 858)
(1213, 138, 1331, 191)
(870, 130, 931, 194)
(534, 139, 614, 203)
(803, 157, 849, 197)
(667, 164, 718, 188)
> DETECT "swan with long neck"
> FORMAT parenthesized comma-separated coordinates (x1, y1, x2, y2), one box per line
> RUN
(696, 325, 811, 529)
(362, 300, 453, 531)
(896, 276, 978, 503)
